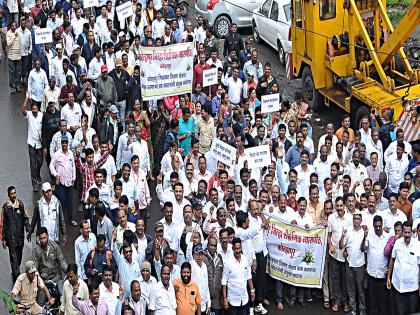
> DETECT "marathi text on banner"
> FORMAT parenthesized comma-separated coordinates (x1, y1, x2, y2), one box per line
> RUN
(138, 43, 194, 100)
(244, 144, 271, 169)
(83, 0, 99, 8)
(261, 93, 280, 113)
(203, 68, 218, 87)
(116, 1, 132, 21)
(34, 28, 52, 45)
(265, 212, 327, 288)
(210, 138, 236, 167)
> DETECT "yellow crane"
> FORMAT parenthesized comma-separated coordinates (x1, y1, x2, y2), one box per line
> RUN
(291, 0, 419, 141)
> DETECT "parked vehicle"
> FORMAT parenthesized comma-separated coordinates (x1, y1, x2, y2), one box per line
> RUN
(195, 0, 264, 38)
(169, 0, 189, 16)
(252, 0, 292, 65)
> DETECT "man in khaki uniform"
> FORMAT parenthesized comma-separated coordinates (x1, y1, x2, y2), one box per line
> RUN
(11, 261, 55, 314)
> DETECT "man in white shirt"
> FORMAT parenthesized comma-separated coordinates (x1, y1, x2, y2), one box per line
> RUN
(157, 182, 190, 225)
(291, 197, 315, 229)
(190, 244, 211, 314)
(137, 261, 157, 309)
(359, 116, 371, 145)
(361, 215, 388, 315)
(88, 47, 105, 82)
(339, 211, 366, 315)
(384, 129, 412, 161)
(226, 67, 242, 105)
(71, 8, 88, 38)
(22, 95, 43, 192)
(194, 156, 212, 182)
(61, 92, 82, 134)
(365, 128, 384, 169)
(99, 266, 119, 315)
(151, 11, 166, 39)
(382, 193, 407, 234)
(385, 141, 410, 193)
(313, 145, 333, 185)
(361, 194, 382, 228)
(318, 123, 339, 153)
(27, 59, 48, 104)
(386, 221, 420, 315)
(221, 237, 255, 313)
(149, 265, 177, 315)
(159, 202, 177, 247)
(295, 150, 315, 194)
(328, 197, 352, 312)
(346, 149, 368, 195)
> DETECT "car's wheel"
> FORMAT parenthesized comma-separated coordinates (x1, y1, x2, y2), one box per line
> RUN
(253, 22, 260, 43)
(214, 15, 230, 38)
(302, 66, 324, 112)
(278, 42, 285, 66)
(351, 103, 370, 129)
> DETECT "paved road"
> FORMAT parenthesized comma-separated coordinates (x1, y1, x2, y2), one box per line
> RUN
(0, 22, 345, 315)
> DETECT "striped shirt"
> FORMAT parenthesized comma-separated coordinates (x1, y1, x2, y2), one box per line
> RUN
(76, 151, 109, 202)
(6, 30, 21, 60)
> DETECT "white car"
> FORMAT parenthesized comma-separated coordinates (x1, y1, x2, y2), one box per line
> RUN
(252, 0, 292, 65)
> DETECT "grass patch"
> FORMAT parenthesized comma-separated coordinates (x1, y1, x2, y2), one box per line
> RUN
(388, 10, 405, 26)
(387, 0, 412, 8)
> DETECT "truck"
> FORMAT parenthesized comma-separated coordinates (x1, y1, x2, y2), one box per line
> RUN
(290, 0, 420, 142)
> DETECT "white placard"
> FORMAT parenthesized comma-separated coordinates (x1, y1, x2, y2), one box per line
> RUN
(245, 144, 271, 168)
(203, 68, 218, 87)
(34, 28, 52, 45)
(83, 0, 98, 8)
(261, 93, 280, 113)
(116, 1, 133, 21)
(210, 138, 236, 167)
(138, 43, 194, 100)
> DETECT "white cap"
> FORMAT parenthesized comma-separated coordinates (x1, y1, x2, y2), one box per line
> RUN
(41, 182, 52, 192)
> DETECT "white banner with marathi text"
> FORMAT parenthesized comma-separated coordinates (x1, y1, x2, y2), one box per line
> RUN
(138, 43, 194, 100)
(265, 212, 327, 288)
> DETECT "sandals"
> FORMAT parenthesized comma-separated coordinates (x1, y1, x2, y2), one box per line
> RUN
(332, 304, 339, 312)
(344, 304, 350, 313)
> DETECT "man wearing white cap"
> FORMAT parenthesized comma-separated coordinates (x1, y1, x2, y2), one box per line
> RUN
(27, 182, 67, 244)
(72, 44, 87, 74)
(11, 261, 55, 314)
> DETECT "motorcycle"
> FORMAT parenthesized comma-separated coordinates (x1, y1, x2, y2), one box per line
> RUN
(10, 280, 63, 315)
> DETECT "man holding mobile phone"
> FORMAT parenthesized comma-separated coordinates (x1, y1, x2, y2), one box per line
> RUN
(173, 262, 202, 315)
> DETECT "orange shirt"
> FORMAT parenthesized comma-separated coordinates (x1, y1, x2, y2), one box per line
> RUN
(172, 278, 202, 315)
(336, 127, 355, 142)
(397, 197, 412, 221)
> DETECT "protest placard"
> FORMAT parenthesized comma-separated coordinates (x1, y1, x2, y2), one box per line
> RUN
(116, 1, 132, 21)
(83, 0, 98, 8)
(265, 212, 327, 288)
(203, 68, 218, 87)
(210, 138, 236, 167)
(138, 43, 194, 100)
(261, 93, 280, 113)
(34, 28, 52, 45)
(244, 144, 271, 168)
